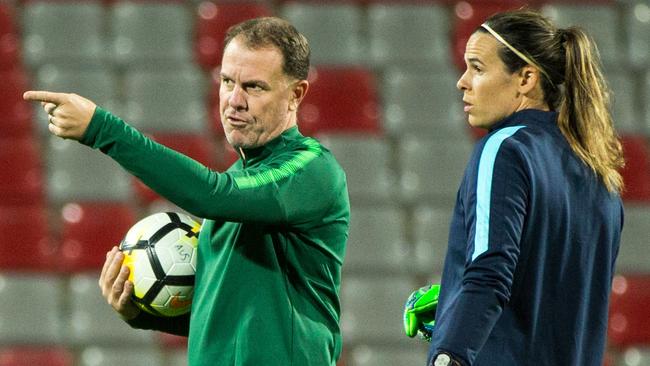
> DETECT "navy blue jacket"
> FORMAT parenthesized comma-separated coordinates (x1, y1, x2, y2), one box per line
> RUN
(428, 109, 624, 365)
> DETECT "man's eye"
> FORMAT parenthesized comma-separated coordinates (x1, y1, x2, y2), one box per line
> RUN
(248, 85, 263, 92)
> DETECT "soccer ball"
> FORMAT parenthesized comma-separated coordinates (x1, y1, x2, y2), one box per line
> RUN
(119, 212, 201, 317)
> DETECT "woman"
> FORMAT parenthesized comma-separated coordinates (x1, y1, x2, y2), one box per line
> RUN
(410, 10, 624, 366)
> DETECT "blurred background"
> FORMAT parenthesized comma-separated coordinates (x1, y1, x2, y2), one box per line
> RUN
(0, 0, 649, 365)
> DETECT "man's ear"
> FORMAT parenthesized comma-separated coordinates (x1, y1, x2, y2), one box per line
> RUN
(289, 80, 309, 111)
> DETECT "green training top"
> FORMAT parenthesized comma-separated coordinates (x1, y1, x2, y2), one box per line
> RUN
(81, 108, 350, 366)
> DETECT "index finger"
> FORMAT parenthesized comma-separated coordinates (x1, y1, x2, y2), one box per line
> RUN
(99, 247, 119, 285)
(23, 90, 67, 105)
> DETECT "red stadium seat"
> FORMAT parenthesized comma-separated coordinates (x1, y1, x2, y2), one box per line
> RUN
(207, 68, 223, 136)
(0, 204, 53, 271)
(620, 135, 650, 203)
(132, 133, 222, 204)
(0, 137, 45, 206)
(0, 3, 20, 71)
(158, 332, 188, 348)
(451, 0, 527, 72)
(194, 1, 273, 70)
(58, 201, 137, 272)
(298, 66, 382, 136)
(0, 69, 35, 138)
(533, 0, 614, 5)
(467, 126, 488, 140)
(608, 274, 650, 348)
(0, 346, 73, 366)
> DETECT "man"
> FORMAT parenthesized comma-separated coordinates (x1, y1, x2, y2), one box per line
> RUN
(25, 17, 350, 366)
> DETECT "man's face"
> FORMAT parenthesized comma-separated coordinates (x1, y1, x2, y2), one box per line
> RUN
(456, 32, 522, 129)
(219, 37, 299, 149)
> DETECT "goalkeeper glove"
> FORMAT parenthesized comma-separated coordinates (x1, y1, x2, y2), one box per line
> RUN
(403, 284, 440, 342)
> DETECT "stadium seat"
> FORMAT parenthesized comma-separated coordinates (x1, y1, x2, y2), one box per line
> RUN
(0, 137, 45, 206)
(616, 205, 650, 273)
(317, 135, 394, 204)
(0, 346, 73, 366)
(166, 349, 189, 366)
(67, 274, 155, 345)
(340, 274, 417, 344)
(0, 274, 64, 344)
(347, 344, 429, 366)
(625, 2, 650, 68)
(608, 274, 650, 349)
(618, 347, 650, 366)
(78, 346, 163, 366)
(397, 136, 473, 205)
(122, 66, 207, 133)
(110, 1, 193, 68)
(619, 135, 650, 203)
(58, 201, 137, 272)
(0, 205, 53, 271)
(194, 1, 273, 70)
(645, 72, 650, 133)
(298, 66, 381, 136)
(281, 3, 365, 65)
(344, 205, 410, 274)
(46, 137, 133, 202)
(450, 0, 526, 72)
(381, 67, 467, 140)
(131, 133, 219, 204)
(541, 3, 621, 67)
(412, 204, 454, 275)
(367, 3, 451, 67)
(608, 70, 642, 134)
(158, 333, 188, 349)
(0, 68, 35, 138)
(0, 3, 21, 71)
(33, 65, 120, 137)
(22, 1, 106, 68)
(206, 69, 224, 136)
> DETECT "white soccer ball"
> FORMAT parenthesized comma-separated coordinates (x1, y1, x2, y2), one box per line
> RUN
(119, 212, 200, 317)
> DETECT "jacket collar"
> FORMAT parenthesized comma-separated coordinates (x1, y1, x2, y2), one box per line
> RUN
(488, 109, 558, 132)
(237, 126, 303, 166)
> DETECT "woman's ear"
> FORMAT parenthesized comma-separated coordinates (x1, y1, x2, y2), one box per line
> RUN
(517, 65, 542, 95)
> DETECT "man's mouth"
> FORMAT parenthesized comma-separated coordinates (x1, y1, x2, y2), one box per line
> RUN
(226, 114, 248, 127)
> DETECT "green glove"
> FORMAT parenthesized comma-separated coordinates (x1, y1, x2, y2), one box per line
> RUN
(403, 284, 440, 342)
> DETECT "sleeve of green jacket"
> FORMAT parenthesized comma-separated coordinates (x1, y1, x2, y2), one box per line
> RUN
(80, 107, 342, 226)
(126, 311, 190, 337)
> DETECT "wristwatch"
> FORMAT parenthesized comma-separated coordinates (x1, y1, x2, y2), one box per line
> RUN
(432, 352, 463, 366)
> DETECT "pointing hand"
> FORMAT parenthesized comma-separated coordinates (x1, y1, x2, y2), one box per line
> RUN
(23, 90, 96, 140)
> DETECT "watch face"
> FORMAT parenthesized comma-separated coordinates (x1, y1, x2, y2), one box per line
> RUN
(434, 354, 451, 366)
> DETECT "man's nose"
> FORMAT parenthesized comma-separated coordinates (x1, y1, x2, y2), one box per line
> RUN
(228, 86, 247, 110)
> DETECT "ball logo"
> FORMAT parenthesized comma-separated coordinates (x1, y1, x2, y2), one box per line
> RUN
(170, 293, 192, 309)
(174, 244, 192, 262)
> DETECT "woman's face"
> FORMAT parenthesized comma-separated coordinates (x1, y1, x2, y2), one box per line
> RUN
(456, 31, 526, 129)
